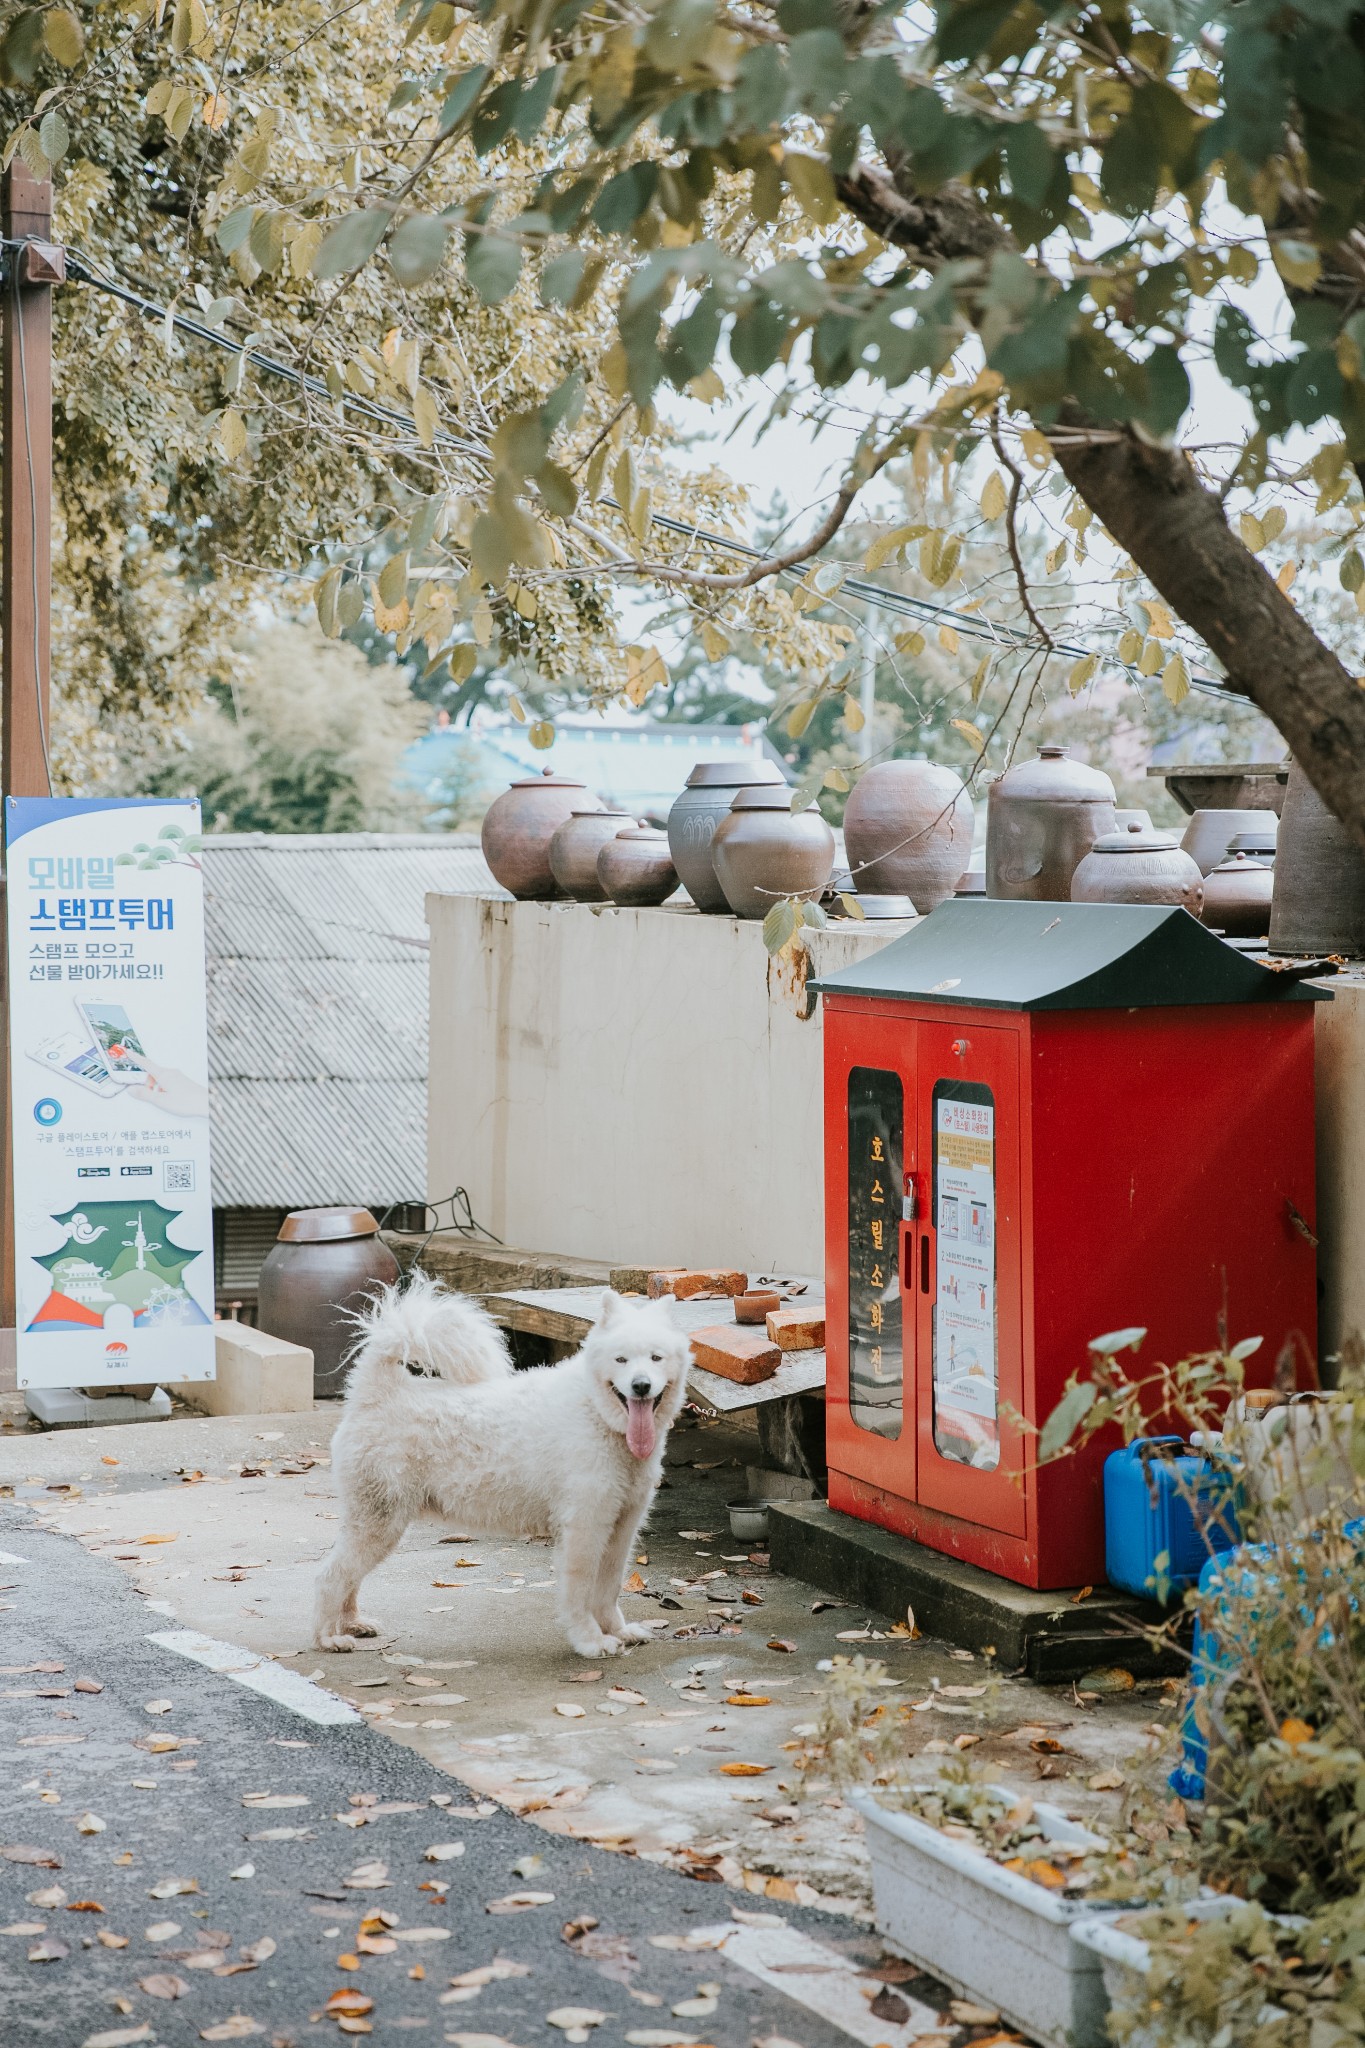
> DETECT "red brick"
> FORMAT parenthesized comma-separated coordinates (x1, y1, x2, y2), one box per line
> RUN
(734, 1290, 782, 1325)
(647, 1268, 748, 1301)
(765, 1306, 826, 1352)
(689, 1326, 781, 1385)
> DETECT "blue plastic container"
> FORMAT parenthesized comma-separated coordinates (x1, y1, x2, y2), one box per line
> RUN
(1104, 1436, 1240, 1603)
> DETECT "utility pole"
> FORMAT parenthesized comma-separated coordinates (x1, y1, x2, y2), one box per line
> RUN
(858, 611, 877, 764)
(1, 161, 63, 1331)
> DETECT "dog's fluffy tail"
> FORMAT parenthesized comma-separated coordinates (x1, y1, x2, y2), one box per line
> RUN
(346, 1269, 512, 1387)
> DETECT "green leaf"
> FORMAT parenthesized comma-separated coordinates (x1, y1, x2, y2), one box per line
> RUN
(1088, 1326, 1148, 1357)
(216, 204, 255, 255)
(37, 110, 68, 164)
(536, 460, 578, 518)
(388, 214, 449, 288)
(465, 227, 522, 303)
(314, 208, 390, 280)
(439, 63, 491, 135)
(1038, 1379, 1097, 1463)
(762, 898, 799, 953)
(1003, 121, 1054, 209)
(1230, 1335, 1264, 1360)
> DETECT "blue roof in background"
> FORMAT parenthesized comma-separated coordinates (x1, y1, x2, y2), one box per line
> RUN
(403, 717, 785, 819)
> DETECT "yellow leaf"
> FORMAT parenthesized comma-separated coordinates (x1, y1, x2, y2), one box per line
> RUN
(842, 693, 864, 733)
(782, 150, 838, 225)
(895, 628, 925, 658)
(201, 91, 229, 132)
(1280, 1717, 1314, 1748)
(951, 717, 984, 751)
(839, 892, 865, 920)
(472, 595, 494, 647)
(823, 766, 849, 792)
(979, 471, 1008, 521)
(968, 652, 990, 704)
(413, 385, 438, 449)
(1068, 651, 1098, 696)
(726, 1694, 772, 1707)
(1272, 239, 1321, 291)
(1238, 511, 1265, 550)
(218, 407, 248, 461)
(1140, 599, 1174, 639)
(1276, 560, 1297, 594)
(529, 719, 555, 750)
(688, 368, 724, 404)
(1262, 505, 1286, 543)
(938, 625, 959, 654)
(1045, 539, 1067, 574)
(718, 1762, 772, 1776)
(373, 592, 409, 635)
(786, 699, 815, 739)
(136, 1532, 179, 1546)
(863, 523, 925, 572)
(378, 551, 408, 609)
(1138, 639, 1163, 676)
(1018, 427, 1053, 469)
(1162, 652, 1190, 706)
(43, 8, 85, 65)
(1117, 627, 1143, 664)
(507, 693, 527, 724)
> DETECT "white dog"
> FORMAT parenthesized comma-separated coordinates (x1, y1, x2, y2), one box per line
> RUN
(314, 1274, 691, 1658)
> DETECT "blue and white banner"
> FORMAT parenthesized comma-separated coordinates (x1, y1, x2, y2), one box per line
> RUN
(6, 797, 215, 1390)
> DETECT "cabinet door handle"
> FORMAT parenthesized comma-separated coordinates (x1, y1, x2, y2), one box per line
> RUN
(920, 1231, 931, 1296)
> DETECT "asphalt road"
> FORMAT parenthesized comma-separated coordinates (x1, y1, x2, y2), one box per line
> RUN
(0, 1507, 914, 2048)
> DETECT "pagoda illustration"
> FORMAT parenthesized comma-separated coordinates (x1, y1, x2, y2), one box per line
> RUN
(27, 1200, 208, 1332)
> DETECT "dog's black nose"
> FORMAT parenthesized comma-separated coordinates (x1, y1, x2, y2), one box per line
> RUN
(631, 1375, 652, 1398)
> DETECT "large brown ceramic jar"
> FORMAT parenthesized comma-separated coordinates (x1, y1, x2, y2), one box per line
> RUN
(1179, 807, 1272, 876)
(1070, 823, 1204, 913)
(1270, 762, 1365, 955)
(549, 806, 634, 901)
(842, 758, 974, 913)
(1201, 840, 1275, 937)
(986, 744, 1117, 900)
(666, 758, 786, 911)
(597, 827, 678, 906)
(257, 1208, 401, 1399)
(481, 770, 600, 899)
(711, 785, 836, 919)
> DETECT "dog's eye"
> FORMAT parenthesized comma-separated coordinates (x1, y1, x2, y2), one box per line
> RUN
(405, 1361, 423, 1377)
(651, 1354, 661, 1362)
(615, 1355, 627, 1365)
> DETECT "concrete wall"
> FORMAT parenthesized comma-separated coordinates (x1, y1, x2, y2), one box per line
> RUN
(1315, 968, 1365, 1372)
(426, 895, 911, 1276)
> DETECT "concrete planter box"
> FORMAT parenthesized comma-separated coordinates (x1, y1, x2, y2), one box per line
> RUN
(1072, 1897, 1297, 2048)
(852, 1786, 1121, 2048)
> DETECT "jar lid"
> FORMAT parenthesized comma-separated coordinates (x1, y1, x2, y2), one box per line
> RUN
(730, 784, 800, 811)
(684, 758, 785, 788)
(510, 768, 589, 788)
(278, 1206, 381, 1243)
(568, 804, 631, 817)
(1227, 825, 1277, 853)
(1090, 823, 1181, 853)
(993, 745, 1116, 804)
(615, 826, 667, 841)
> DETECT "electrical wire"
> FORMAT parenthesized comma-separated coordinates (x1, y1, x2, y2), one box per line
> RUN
(56, 241, 1245, 706)
(10, 245, 53, 796)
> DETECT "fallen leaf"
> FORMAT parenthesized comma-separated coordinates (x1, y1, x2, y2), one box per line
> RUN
(337, 1953, 361, 1971)
(547, 2009, 607, 2033)
(147, 1879, 198, 1900)
(1088, 1768, 1126, 1791)
(97, 1931, 130, 1950)
(143, 1701, 173, 1716)
(28, 1937, 69, 1961)
(951, 1999, 1002, 2024)
(392, 1928, 451, 1943)
(136, 1534, 178, 1545)
(325, 1991, 374, 2015)
(608, 1688, 647, 1706)
(562, 1915, 600, 1941)
(672, 1996, 718, 2016)
(199, 2022, 264, 2042)
(444, 2037, 527, 2048)
(75, 1814, 106, 1835)
(424, 1843, 466, 1861)
(554, 1703, 586, 1719)
(624, 1571, 647, 1594)
(766, 1639, 796, 1654)
(100, 1456, 120, 1466)
(486, 1892, 554, 1914)
(1280, 1717, 1315, 1748)
(567, 1670, 603, 1684)
(84, 2028, 152, 2048)
(241, 1793, 308, 1809)
(144, 1922, 181, 1942)
(240, 1937, 276, 1964)
(229, 1864, 254, 1880)
(718, 1763, 770, 1776)
(1030, 1738, 1066, 1754)
(66, 1900, 105, 1913)
(73, 1678, 104, 1695)
(342, 1862, 389, 1889)
(2, 1846, 60, 1868)
(726, 1695, 770, 1708)
(139, 1973, 190, 1999)
(626, 2035, 700, 2047)
(1, 1920, 46, 1934)
(356, 1935, 396, 1956)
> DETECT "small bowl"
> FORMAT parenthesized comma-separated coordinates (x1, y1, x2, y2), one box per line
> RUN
(735, 1290, 781, 1325)
(727, 1499, 774, 1541)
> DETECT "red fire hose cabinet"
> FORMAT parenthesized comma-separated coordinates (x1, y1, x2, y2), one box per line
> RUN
(815, 900, 1323, 1590)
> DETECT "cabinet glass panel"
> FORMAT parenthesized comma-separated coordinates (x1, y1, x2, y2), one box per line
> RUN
(931, 1080, 999, 1470)
(847, 1065, 903, 1440)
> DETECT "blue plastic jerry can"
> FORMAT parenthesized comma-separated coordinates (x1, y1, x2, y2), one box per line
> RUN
(1103, 1436, 1240, 1603)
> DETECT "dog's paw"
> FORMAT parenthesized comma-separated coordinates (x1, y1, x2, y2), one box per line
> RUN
(347, 1617, 380, 1639)
(617, 1620, 655, 1645)
(565, 1621, 618, 1658)
(317, 1631, 357, 1652)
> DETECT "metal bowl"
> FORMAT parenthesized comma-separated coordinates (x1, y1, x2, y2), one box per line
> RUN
(727, 1499, 775, 1541)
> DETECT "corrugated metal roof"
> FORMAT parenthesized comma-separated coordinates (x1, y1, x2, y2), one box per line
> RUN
(203, 834, 500, 1210)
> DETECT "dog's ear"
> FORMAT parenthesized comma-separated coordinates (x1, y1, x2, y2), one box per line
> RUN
(596, 1287, 623, 1327)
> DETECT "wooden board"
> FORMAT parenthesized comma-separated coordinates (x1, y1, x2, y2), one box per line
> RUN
(483, 1284, 826, 1413)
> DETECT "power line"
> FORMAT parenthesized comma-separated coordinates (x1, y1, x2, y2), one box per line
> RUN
(61, 242, 1241, 706)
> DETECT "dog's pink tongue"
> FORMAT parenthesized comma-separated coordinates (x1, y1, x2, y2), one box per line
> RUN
(625, 1396, 656, 1460)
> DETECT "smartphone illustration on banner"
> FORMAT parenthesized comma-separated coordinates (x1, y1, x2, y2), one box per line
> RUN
(74, 1001, 150, 1080)
(27, 1029, 122, 1099)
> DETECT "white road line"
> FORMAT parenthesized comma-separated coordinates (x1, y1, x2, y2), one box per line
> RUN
(698, 1918, 939, 2047)
(0, 1550, 30, 1565)
(147, 1629, 362, 1728)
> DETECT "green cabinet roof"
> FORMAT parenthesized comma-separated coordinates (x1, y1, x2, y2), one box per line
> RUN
(814, 899, 1328, 1011)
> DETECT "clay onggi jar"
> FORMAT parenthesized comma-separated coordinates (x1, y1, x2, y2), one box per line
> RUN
(667, 758, 786, 911)
(986, 744, 1117, 901)
(711, 785, 836, 920)
(257, 1207, 401, 1400)
(481, 769, 600, 899)
(597, 826, 678, 906)
(842, 758, 974, 913)
(1070, 822, 1205, 913)
(549, 806, 634, 901)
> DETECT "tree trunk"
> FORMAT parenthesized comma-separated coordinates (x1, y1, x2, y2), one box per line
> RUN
(835, 161, 1365, 849)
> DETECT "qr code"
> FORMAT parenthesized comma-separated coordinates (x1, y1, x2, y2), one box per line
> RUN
(164, 1161, 195, 1193)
